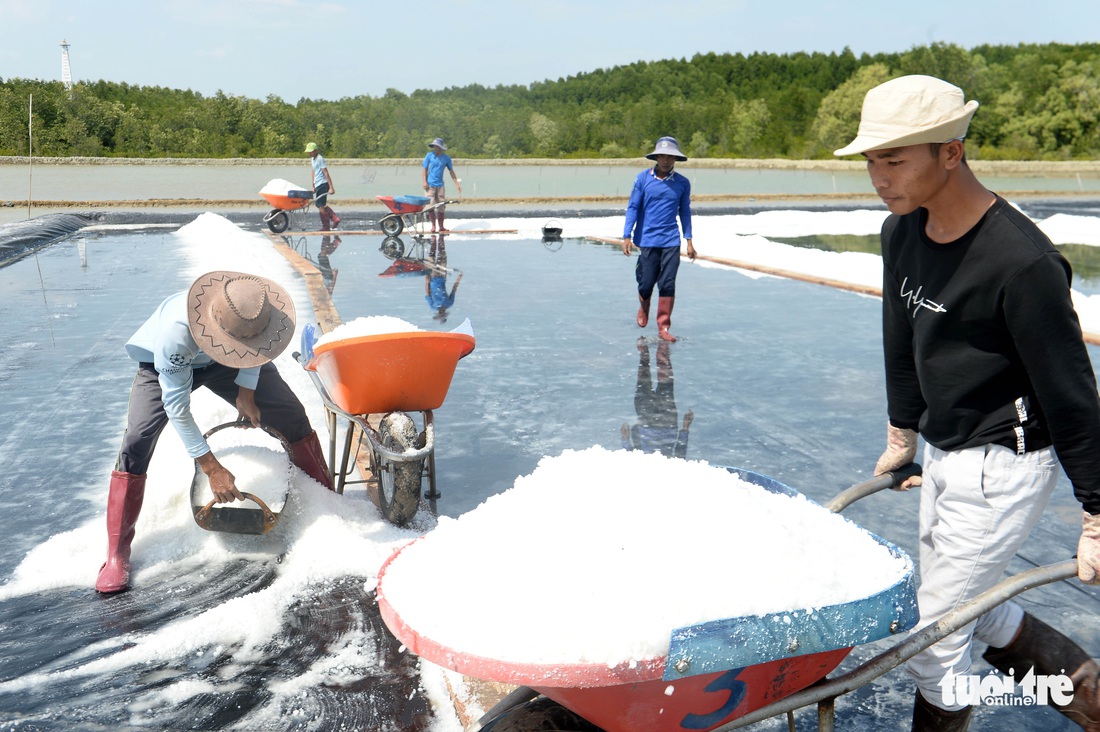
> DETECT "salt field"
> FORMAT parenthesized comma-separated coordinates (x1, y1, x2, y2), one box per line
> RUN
(0, 200, 1098, 730)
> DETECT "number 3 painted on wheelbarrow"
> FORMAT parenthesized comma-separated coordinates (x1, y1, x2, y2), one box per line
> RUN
(680, 668, 747, 730)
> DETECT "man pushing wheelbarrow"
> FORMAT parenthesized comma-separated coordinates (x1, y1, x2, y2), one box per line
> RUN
(306, 141, 341, 231)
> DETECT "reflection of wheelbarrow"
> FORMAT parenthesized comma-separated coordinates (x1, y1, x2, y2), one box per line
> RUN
(190, 421, 292, 535)
(260, 178, 313, 233)
(379, 259, 429, 278)
(294, 320, 476, 526)
(376, 194, 457, 236)
(379, 464, 1080, 731)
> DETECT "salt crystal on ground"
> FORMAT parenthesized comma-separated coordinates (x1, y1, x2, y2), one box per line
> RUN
(379, 446, 909, 668)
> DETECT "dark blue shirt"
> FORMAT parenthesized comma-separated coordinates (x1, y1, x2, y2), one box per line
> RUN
(623, 168, 692, 248)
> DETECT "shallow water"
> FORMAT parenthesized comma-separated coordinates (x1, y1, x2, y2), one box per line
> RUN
(0, 220, 1096, 731)
(3, 162, 1099, 205)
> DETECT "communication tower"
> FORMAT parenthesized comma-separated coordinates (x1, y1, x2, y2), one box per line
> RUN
(60, 39, 72, 90)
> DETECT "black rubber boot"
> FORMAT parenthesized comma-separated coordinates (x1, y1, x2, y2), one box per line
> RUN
(983, 613, 1100, 730)
(480, 696, 603, 731)
(911, 690, 971, 731)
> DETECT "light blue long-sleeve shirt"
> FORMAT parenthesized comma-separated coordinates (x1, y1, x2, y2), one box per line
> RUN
(622, 168, 692, 248)
(125, 291, 260, 458)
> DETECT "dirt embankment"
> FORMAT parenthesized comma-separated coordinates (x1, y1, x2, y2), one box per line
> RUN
(4, 156, 1100, 173)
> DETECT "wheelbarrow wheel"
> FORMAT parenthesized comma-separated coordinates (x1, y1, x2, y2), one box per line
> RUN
(266, 209, 290, 233)
(380, 214, 404, 237)
(378, 412, 421, 526)
(480, 696, 604, 731)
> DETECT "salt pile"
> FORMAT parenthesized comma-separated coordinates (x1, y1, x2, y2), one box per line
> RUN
(199, 445, 292, 511)
(314, 316, 421, 347)
(258, 178, 309, 197)
(379, 446, 909, 667)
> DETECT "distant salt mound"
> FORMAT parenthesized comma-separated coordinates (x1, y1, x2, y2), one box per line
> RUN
(315, 316, 421, 347)
(379, 446, 910, 667)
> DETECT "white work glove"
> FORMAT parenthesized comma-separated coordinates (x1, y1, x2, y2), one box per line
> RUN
(1079, 511, 1100, 584)
(874, 423, 923, 491)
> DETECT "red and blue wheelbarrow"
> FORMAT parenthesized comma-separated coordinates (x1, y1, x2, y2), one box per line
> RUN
(377, 464, 1079, 731)
(376, 194, 458, 236)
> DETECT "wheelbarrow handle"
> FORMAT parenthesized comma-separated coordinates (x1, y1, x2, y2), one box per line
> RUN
(824, 463, 922, 513)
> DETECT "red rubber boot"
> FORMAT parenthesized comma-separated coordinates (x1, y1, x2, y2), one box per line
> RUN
(96, 471, 147, 594)
(637, 296, 651, 328)
(289, 430, 334, 490)
(657, 296, 676, 342)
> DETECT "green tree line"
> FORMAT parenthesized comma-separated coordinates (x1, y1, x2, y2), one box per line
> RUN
(1, 42, 1098, 160)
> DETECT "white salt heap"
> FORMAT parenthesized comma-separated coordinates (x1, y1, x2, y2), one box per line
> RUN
(201, 445, 292, 512)
(258, 178, 309, 197)
(380, 446, 909, 668)
(314, 316, 421, 347)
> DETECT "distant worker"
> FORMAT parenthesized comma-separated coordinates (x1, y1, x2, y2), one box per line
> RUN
(305, 142, 341, 231)
(422, 138, 462, 233)
(837, 75, 1100, 730)
(622, 136, 696, 342)
(96, 271, 333, 595)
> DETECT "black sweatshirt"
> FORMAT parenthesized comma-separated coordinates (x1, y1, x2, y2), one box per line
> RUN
(882, 196, 1100, 514)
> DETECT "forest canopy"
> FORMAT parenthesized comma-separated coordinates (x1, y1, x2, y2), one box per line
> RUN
(1, 42, 1098, 161)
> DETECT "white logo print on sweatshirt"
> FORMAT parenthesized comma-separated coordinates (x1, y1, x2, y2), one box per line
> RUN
(900, 276, 947, 315)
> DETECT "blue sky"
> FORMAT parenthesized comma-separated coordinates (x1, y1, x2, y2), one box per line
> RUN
(2, 0, 1098, 102)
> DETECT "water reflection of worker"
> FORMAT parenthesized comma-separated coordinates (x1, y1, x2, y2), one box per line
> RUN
(425, 234, 463, 323)
(317, 235, 341, 294)
(621, 338, 693, 457)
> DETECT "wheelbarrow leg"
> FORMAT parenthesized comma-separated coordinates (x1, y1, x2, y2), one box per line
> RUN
(334, 417, 357, 496)
(423, 410, 440, 500)
(422, 449, 440, 499)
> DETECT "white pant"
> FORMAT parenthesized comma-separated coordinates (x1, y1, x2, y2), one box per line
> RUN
(907, 442, 1059, 710)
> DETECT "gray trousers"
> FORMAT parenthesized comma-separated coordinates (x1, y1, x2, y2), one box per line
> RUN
(907, 442, 1059, 709)
(115, 361, 313, 475)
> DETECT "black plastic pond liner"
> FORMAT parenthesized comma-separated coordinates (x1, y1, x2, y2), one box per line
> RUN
(0, 213, 102, 268)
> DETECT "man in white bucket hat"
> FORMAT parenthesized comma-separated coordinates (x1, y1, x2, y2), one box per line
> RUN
(622, 136, 696, 342)
(96, 271, 333, 595)
(838, 75, 1100, 730)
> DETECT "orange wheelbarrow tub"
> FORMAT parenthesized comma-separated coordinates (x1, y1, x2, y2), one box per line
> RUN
(376, 468, 919, 732)
(302, 325, 475, 415)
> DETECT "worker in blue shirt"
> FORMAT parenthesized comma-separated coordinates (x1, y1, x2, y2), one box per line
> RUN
(422, 138, 463, 232)
(96, 271, 332, 594)
(622, 136, 696, 342)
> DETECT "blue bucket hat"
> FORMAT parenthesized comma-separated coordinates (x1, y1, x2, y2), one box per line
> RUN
(645, 136, 687, 161)
(429, 137, 448, 151)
